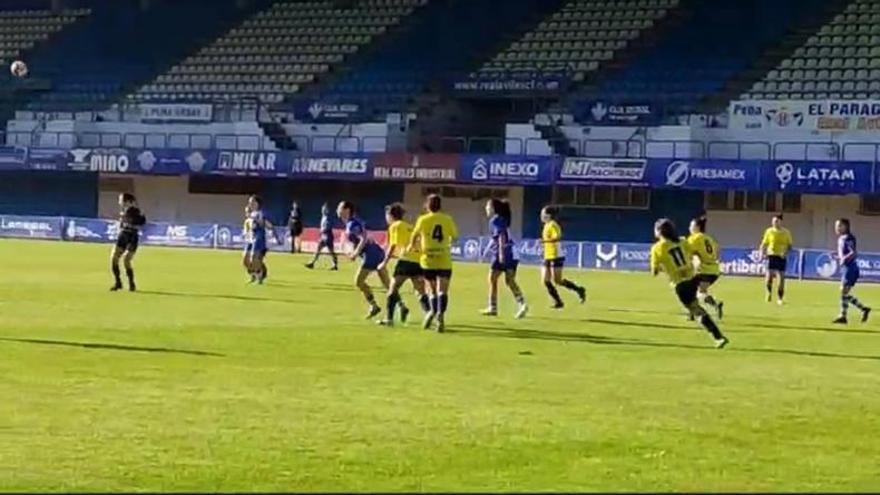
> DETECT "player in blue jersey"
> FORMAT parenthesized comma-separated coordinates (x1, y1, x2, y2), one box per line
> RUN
(481, 198, 528, 319)
(337, 200, 398, 319)
(245, 195, 269, 284)
(832, 218, 871, 324)
(305, 202, 339, 270)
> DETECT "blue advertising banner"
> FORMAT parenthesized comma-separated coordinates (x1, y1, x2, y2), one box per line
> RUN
(215, 223, 289, 252)
(289, 152, 372, 180)
(210, 150, 290, 177)
(131, 149, 210, 175)
(574, 101, 660, 125)
(718, 247, 801, 278)
(64, 217, 117, 243)
(648, 159, 761, 191)
(0, 214, 63, 240)
(450, 236, 484, 263)
(764, 160, 874, 194)
(557, 157, 649, 187)
(514, 239, 581, 266)
(584, 242, 652, 271)
(452, 72, 568, 96)
(801, 249, 880, 283)
(292, 101, 364, 123)
(460, 154, 557, 185)
(141, 222, 216, 248)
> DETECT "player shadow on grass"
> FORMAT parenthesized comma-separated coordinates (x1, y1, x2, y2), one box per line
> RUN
(448, 324, 880, 362)
(139, 290, 298, 304)
(734, 319, 878, 335)
(0, 337, 224, 357)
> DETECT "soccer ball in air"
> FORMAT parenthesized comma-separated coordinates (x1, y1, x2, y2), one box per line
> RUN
(10, 60, 28, 78)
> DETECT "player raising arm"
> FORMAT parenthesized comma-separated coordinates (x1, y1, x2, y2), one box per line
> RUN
(651, 218, 729, 349)
(759, 214, 793, 305)
(687, 215, 723, 319)
(407, 194, 458, 333)
(832, 218, 871, 324)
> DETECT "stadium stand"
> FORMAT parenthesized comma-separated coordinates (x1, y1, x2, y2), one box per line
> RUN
(742, 0, 880, 100)
(311, 0, 566, 117)
(0, 8, 88, 68)
(131, 0, 427, 105)
(581, 0, 830, 115)
(18, 0, 260, 112)
(472, 0, 678, 83)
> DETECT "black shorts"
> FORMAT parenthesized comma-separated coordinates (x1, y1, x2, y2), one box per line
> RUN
(115, 230, 139, 252)
(674, 278, 699, 307)
(543, 257, 565, 269)
(289, 221, 303, 237)
(422, 269, 452, 281)
(394, 260, 423, 278)
(767, 255, 787, 272)
(696, 273, 719, 286)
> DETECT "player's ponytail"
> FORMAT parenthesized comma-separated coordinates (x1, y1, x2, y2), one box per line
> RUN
(655, 218, 678, 242)
(426, 194, 441, 212)
(386, 202, 405, 221)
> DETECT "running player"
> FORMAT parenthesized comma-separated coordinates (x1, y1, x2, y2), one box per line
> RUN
(687, 215, 723, 319)
(482, 199, 528, 319)
(246, 195, 269, 284)
(539, 206, 586, 308)
(288, 201, 303, 253)
(650, 218, 729, 348)
(305, 203, 339, 270)
(337, 200, 392, 319)
(408, 194, 458, 333)
(376, 203, 428, 327)
(110, 193, 146, 292)
(832, 218, 872, 324)
(759, 214, 793, 305)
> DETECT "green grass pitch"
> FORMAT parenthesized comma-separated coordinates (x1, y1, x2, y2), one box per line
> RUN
(2, 239, 880, 492)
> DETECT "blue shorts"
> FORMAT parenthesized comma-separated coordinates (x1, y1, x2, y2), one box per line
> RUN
(360, 244, 385, 271)
(491, 258, 519, 273)
(842, 265, 860, 287)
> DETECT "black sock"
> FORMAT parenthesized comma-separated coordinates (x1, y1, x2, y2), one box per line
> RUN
(778, 287, 785, 300)
(430, 296, 439, 314)
(125, 267, 135, 286)
(544, 281, 563, 305)
(386, 291, 400, 320)
(419, 294, 430, 313)
(439, 293, 448, 314)
(112, 264, 121, 285)
(766, 281, 773, 294)
(703, 295, 717, 307)
(330, 253, 338, 267)
(365, 292, 376, 307)
(699, 314, 724, 340)
(560, 279, 581, 293)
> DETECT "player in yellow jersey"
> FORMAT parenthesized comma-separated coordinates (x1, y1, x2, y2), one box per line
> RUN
(407, 194, 458, 332)
(687, 215, 723, 319)
(650, 218, 729, 348)
(759, 214, 793, 305)
(539, 206, 586, 308)
(376, 203, 426, 327)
